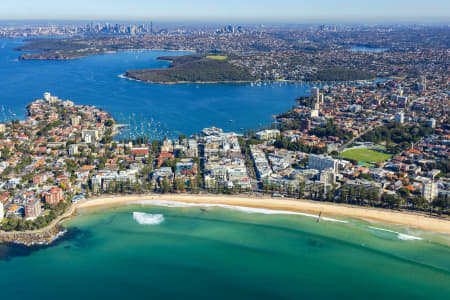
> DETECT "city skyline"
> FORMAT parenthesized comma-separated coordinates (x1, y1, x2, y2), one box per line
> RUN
(1, 0, 449, 21)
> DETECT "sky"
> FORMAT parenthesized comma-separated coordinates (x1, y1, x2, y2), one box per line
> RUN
(0, 0, 449, 21)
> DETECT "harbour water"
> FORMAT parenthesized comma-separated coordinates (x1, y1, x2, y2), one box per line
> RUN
(0, 203, 449, 300)
(0, 38, 317, 139)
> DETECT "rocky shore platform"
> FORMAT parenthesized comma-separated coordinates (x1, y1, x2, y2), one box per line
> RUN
(0, 226, 67, 246)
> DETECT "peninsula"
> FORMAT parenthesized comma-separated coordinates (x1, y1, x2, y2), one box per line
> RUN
(124, 55, 254, 84)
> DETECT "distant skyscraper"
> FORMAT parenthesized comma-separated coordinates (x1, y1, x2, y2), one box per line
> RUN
(395, 112, 404, 124)
(428, 118, 436, 128)
(311, 87, 320, 100)
(418, 75, 427, 90)
(310, 87, 320, 110)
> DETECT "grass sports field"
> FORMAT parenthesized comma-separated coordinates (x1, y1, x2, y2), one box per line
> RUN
(341, 148, 392, 163)
(206, 55, 228, 60)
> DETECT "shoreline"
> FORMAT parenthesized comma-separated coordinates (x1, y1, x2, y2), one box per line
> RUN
(18, 47, 196, 61)
(1, 193, 449, 246)
(121, 74, 256, 85)
(77, 194, 450, 233)
(121, 74, 378, 85)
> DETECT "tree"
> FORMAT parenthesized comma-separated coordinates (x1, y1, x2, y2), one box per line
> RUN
(432, 195, 448, 215)
(162, 178, 170, 194)
(85, 184, 91, 198)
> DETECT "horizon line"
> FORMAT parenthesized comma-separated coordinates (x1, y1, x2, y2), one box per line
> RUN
(0, 16, 449, 24)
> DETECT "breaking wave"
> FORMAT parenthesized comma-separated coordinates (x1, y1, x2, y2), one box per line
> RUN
(129, 200, 347, 223)
(368, 226, 423, 241)
(133, 212, 164, 225)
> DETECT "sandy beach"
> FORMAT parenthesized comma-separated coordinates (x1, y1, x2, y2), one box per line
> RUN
(77, 194, 450, 234)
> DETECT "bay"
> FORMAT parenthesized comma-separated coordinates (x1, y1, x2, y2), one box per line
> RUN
(0, 204, 449, 300)
(0, 38, 315, 139)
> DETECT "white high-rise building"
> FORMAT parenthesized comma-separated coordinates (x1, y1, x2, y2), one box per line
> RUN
(256, 129, 280, 140)
(44, 92, 51, 101)
(0, 202, 4, 223)
(308, 154, 338, 172)
(428, 118, 436, 129)
(310, 87, 320, 100)
(310, 87, 320, 109)
(69, 144, 79, 156)
(319, 94, 324, 104)
(422, 180, 438, 202)
(82, 130, 99, 144)
(320, 168, 336, 185)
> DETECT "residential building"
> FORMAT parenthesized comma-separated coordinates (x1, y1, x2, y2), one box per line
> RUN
(308, 154, 338, 172)
(256, 129, 280, 140)
(82, 130, 99, 144)
(44, 187, 64, 204)
(69, 144, 79, 156)
(422, 180, 438, 202)
(25, 199, 42, 219)
(428, 118, 436, 128)
(0, 202, 3, 222)
(176, 159, 197, 176)
(71, 116, 81, 126)
(320, 168, 336, 185)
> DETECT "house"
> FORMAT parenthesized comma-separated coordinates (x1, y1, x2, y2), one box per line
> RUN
(33, 173, 49, 185)
(151, 167, 174, 185)
(131, 147, 149, 158)
(6, 205, 24, 218)
(176, 159, 197, 176)
(157, 151, 174, 167)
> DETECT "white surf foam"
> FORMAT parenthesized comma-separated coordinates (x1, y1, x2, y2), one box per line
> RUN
(133, 212, 164, 225)
(129, 200, 347, 223)
(368, 226, 423, 241)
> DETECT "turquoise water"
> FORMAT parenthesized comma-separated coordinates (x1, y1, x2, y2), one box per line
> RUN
(1, 203, 449, 300)
(0, 38, 316, 139)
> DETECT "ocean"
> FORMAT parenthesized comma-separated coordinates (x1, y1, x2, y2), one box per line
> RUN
(0, 203, 449, 300)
